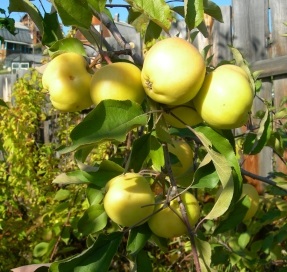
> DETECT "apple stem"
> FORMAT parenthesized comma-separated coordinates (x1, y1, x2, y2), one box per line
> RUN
(162, 143, 202, 272)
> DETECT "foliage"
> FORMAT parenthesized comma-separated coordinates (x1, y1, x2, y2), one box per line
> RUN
(1, 0, 287, 272)
(0, 70, 87, 270)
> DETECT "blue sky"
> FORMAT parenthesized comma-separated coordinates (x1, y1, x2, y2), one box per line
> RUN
(2, 0, 232, 23)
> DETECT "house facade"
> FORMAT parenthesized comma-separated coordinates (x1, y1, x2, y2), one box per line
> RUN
(0, 15, 43, 73)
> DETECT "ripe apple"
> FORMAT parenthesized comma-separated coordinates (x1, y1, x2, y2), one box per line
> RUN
(90, 62, 146, 105)
(148, 191, 200, 238)
(168, 139, 194, 178)
(103, 173, 155, 227)
(193, 64, 254, 129)
(241, 183, 259, 221)
(217, 64, 249, 80)
(42, 52, 93, 112)
(163, 101, 203, 128)
(141, 37, 206, 105)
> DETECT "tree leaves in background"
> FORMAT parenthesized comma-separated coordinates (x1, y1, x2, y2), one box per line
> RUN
(126, 0, 173, 32)
(58, 100, 147, 154)
(50, 232, 123, 272)
(51, 0, 92, 29)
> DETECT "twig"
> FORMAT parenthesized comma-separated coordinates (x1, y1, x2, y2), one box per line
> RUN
(162, 143, 201, 272)
(89, 5, 143, 65)
(241, 168, 287, 194)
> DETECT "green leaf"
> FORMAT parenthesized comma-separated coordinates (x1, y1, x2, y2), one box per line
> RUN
(0, 17, 16, 35)
(135, 250, 153, 272)
(213, 196, 250, 234)
(78, 204, 108, 236)
(195, 237, 216, 272)
(243, 109, 272, 155)
(0, 99, 9, 108)
(54, 189, 70, 201)
(86, 185, 104, 205)
(48, 37, 87, 58)
(83, 160, 124, 188)
(42, 12, 64, 46)
(192, 157, 219, 189)
(53, 160, 124, 187)
(9, 0, 44, 34)
(203, 0, 224, 23)
(52, 171, 91, 185)
(238, 232, 251, 249)
(193, 126, 243, 219)
(184, 0, 204, 30)
(127, 223, 152, 256)
(129, 133, 152, 172)
(126, 0, 172, 32)
(59, 100, 147, 154)
(50, 232, 123, 272)
(229, 46, 255, 94)
(144, 20, 163, 44)
(51, 0, 92, 28)
(33, 242, 50, 258)
(87, 0, 106, 13)
(147, 135, 165, 171)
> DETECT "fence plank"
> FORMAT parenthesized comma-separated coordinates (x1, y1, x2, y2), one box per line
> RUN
(211, 6, 232, 65)
(269, 0, 287, 57)
(232, 0, 268, 62)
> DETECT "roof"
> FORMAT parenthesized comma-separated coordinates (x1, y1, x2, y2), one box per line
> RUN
(0, 22, 32, 45)
(5, 53, 43, 64)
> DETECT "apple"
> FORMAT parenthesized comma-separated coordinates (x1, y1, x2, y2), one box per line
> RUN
(163, 101, 203, 128)
(42, 52, 93, 112)
(168, 139, 194, 178)
(90, 62, 146, 105)
(193, 64, 254, 129)
(141, 37, 206, 105)
(148, 191, 200, 238)
(103, 173, 155, 227)
(241, 183, 259, 221)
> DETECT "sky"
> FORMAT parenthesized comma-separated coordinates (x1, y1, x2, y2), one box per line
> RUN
(2, 0, 232, 23)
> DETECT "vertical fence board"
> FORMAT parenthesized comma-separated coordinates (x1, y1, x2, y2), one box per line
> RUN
(269, 0, 287, 57)
(232, 0, 268, 61)
(211, 6, 232, 65)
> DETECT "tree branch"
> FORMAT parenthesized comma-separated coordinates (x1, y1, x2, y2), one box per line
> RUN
(241, 168, 287, 194)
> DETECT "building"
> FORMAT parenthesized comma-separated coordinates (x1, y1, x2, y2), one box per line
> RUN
(0, 17, 43, 73)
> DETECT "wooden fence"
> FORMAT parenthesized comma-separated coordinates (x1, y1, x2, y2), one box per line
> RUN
(193, 0, 287, 190)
